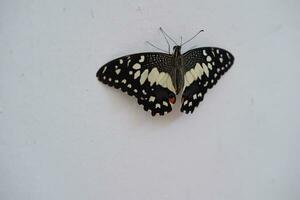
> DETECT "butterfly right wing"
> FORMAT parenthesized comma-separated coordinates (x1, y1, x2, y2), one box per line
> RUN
(181, 47, 234, 113)
(96, 53, 176, 116)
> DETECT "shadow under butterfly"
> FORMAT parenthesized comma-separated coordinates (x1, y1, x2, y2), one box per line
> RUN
(96, 28, 234, 116)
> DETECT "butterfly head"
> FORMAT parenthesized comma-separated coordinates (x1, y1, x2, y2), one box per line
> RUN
(173, 45, 181, 57)
(173, 45, 181, 52)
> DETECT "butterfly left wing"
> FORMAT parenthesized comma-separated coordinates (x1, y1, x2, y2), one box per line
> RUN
(96, 53, 177, 116)
(181, 47, 234, 113)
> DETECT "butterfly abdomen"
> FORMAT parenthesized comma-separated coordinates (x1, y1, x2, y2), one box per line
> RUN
(174, 67, 184, 94)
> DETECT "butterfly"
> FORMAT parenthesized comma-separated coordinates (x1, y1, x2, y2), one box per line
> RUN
(96, 29, 234, 116)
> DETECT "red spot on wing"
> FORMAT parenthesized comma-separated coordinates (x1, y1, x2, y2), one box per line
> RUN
(168, 96, 176, 104)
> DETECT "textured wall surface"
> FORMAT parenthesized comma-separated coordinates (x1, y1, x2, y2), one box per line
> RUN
(1, 0, 299, 199)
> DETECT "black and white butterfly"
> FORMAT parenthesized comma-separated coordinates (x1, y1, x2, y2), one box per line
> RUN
(96, 29, 234, 116)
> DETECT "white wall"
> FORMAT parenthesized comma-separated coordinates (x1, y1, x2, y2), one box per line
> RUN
(0, 0, 299, 199)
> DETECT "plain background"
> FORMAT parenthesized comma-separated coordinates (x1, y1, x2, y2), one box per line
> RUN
(1, 0, 299, 199)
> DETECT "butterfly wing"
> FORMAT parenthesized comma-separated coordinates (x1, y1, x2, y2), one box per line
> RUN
(96, 53, 177, 116)
(181, 47, 234, 113)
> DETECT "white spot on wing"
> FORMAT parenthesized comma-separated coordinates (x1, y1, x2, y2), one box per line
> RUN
(149, 96, 155, 102)
(148, 68, 159, 86)
(185, 71, 194, 85)
(140, 69, 149, 85)
(115, 69, 121, 74)
(139, 55, 145, 63)
(207, 63, 212, 70)
(183, 63, 204, 89)
(163, 101, 168, 107)
(119, 59, 123, 64)
(156, 72, 166, 85)
(202, 63, 209, 77)
(102, 66, 107, 74)
(206, 56, 212, 62)
(155, 103, 161, 109)
(226, 52, 231, 59)
(132, 63, 141, 70)
(195, 63, 204, 78)
(190, 68, 198, 79)
(211, 50, 215, 57)
(166, 75, 176, 93)
(146, 70, 176, 93)
(134, 70, 140, 79)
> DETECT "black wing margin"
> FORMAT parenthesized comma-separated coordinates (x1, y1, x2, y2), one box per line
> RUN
(181, 47, 234, 113)
(97, 53, 176, 116)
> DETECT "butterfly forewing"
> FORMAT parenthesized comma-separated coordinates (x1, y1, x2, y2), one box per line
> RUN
(181, 47, 234, 113)
(96, 53, 176, 116)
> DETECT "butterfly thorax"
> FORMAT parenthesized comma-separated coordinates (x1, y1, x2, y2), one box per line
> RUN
(172, 46, 184, 94)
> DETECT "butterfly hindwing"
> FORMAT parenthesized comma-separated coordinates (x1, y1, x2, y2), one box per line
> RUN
(181, 47, 234, 113)
(96, 53, 176, 116)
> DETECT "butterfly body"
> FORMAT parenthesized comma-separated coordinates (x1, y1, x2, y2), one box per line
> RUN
(97, 44, 234, 116)
(171, 45, 184, 94)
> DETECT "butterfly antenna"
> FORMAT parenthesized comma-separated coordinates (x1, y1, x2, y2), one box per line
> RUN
(181, 29, 204, 46)
(146, 41, 168, 53)
(160, 29, 171, 53)
(159, 27, 178, 46)
(180, 36, 183, 46)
